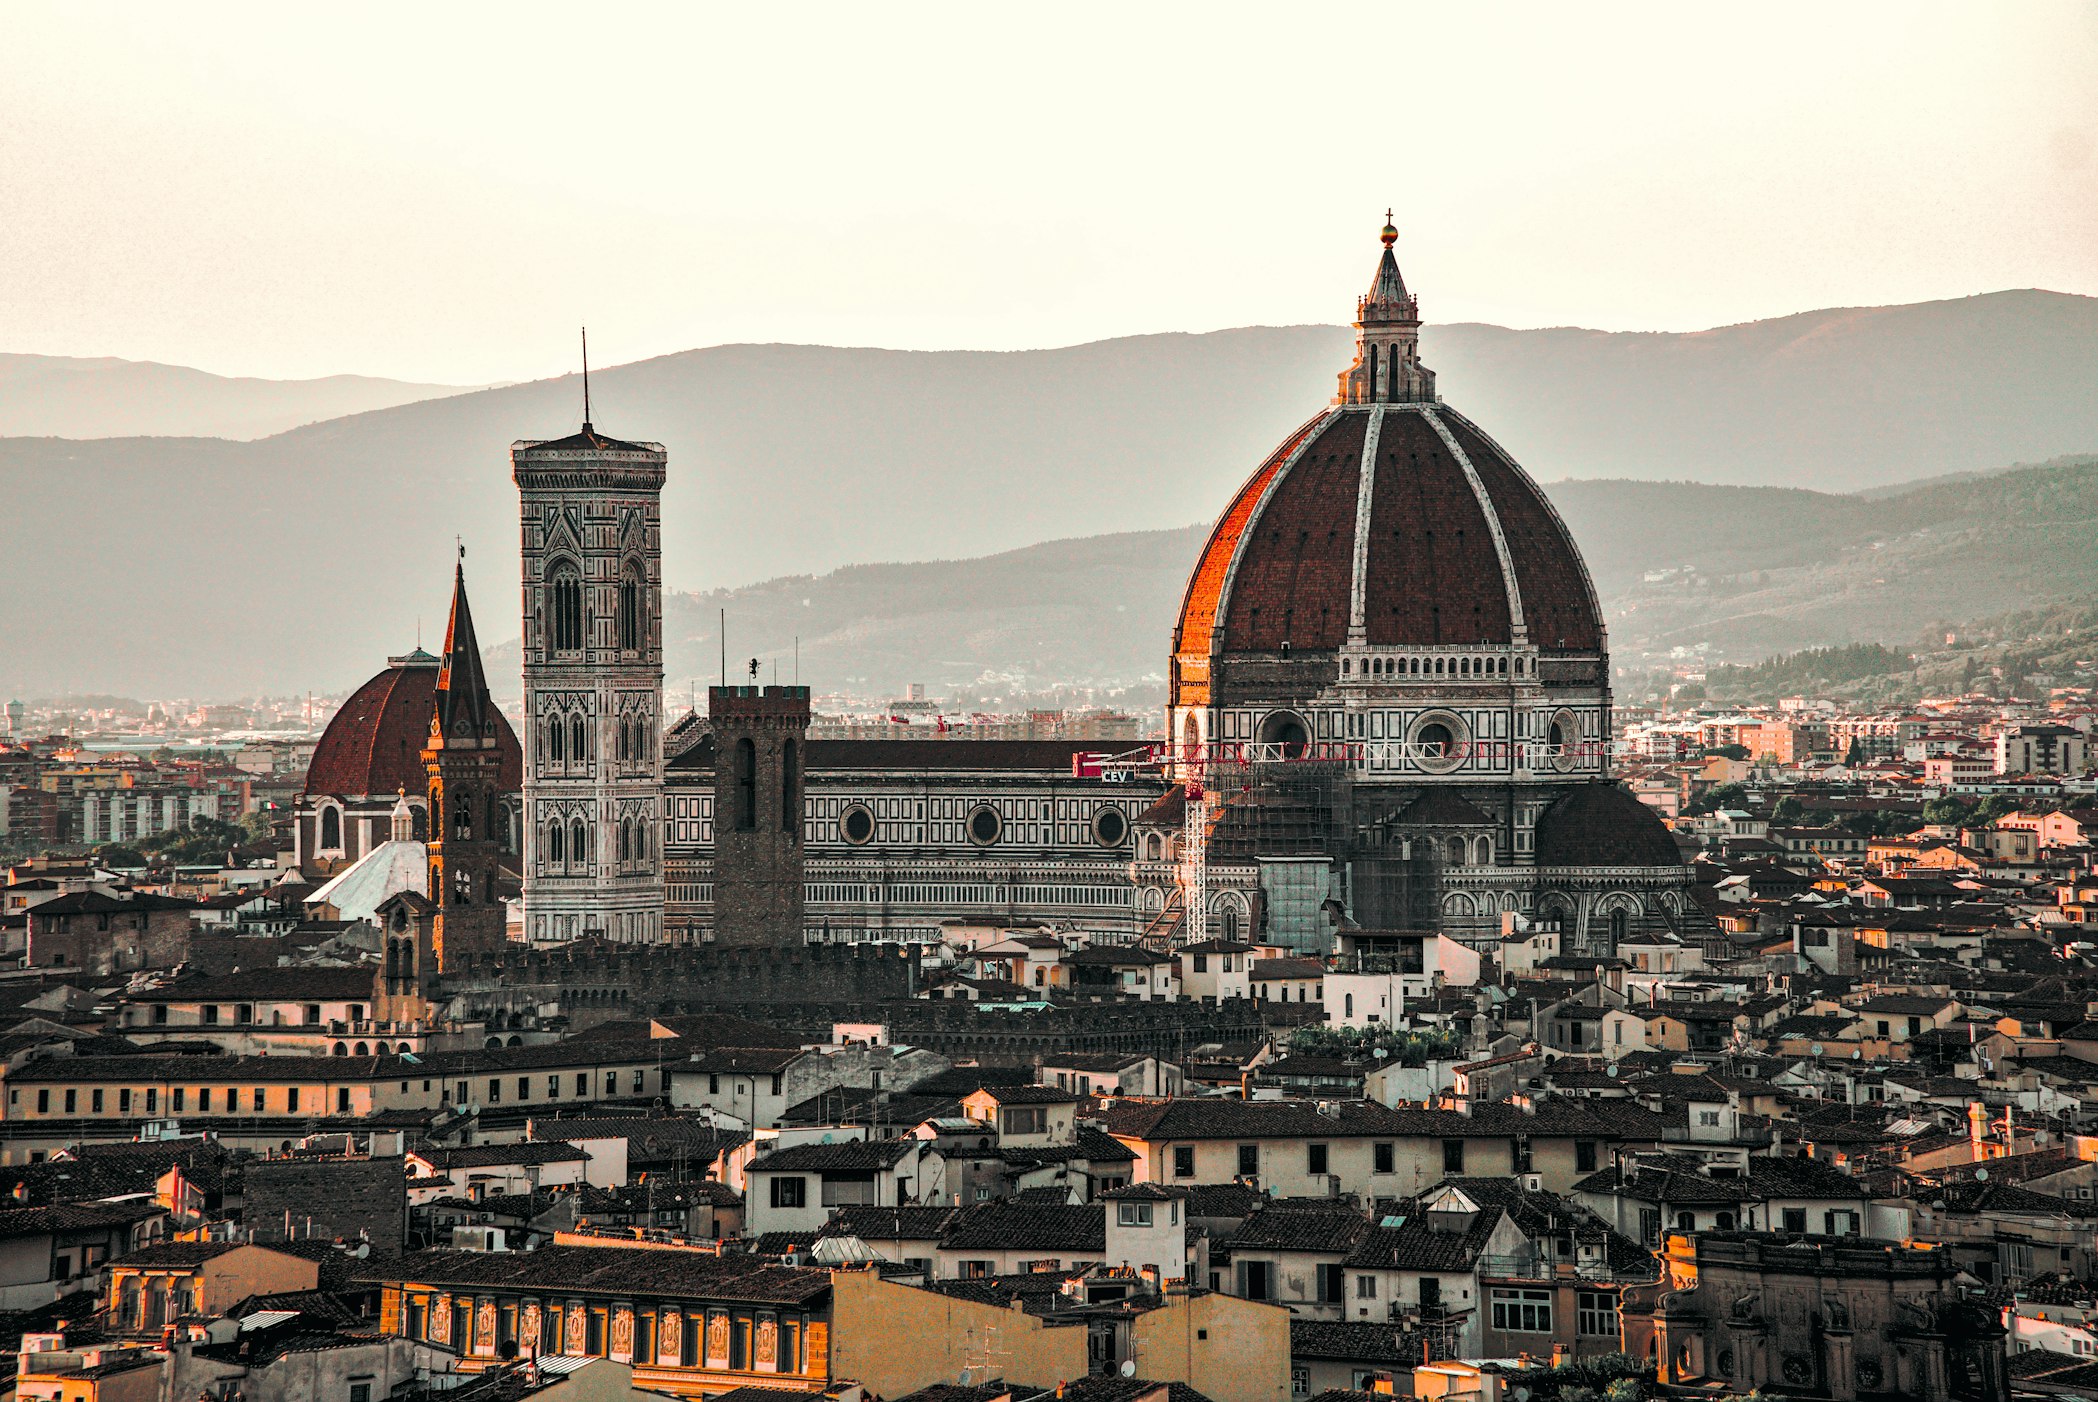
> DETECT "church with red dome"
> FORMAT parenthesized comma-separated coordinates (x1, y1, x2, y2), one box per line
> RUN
(1152, 221, 1692, 954)
(294, 221, 1691, 963)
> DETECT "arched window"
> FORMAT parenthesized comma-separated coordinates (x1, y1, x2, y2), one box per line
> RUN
(452, 790, 473, 841)
(546, 821, 565, 866)
(571, 714, 587, 761)
(618, 818, 631, 862)
(318, 806, 341, 851)
(1473, 835, 1494, 866)
(781, 740, 799, 834)
(549, 566, 584, 652)
(547, 718, 564, 765)
(1446, 836, 1468, 865)
(617, 718, 629, 761)
(618, 562, 642, 652)
(570, 818, 588, 868)
(452, 868, 471, 906)
(734, 739, 757, 831)
(1611, 907, 1630, 946)
(1367, 343, 1379, 399)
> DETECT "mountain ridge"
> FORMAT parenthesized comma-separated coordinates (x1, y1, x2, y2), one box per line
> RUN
(0, 353, 489, 441)
(3, 289, 2095, 697)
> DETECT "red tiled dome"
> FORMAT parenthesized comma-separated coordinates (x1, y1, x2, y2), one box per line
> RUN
(304, 652, 522, 799)
(1171, 227, 1603, 708)
(1173, 404, 1602, 664)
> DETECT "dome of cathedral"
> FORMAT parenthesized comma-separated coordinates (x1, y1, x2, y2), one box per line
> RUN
(1171, 226, 1603, 701)
(305, 649, 522, 799)
(1533, 782, 1684, 868)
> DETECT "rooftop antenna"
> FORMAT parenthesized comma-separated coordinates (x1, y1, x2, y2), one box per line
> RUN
(580, 327, 593, 430)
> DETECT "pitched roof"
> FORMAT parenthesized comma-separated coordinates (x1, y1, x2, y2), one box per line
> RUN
(1233, 1202, 1372, 1254)
(747, 1140, 916, 1174)
(368, 1245, 829, 1304)
(937, 1201, 1105, 1253)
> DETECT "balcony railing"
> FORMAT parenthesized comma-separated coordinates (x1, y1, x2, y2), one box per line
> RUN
(1475, 1254, 1657, 1284)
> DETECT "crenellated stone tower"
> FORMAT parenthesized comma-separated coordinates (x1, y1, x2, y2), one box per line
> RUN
(708, 683, 810, 946)
(513, 419, 668, 944)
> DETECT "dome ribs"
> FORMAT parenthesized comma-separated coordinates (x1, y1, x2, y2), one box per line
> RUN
(1440, 412, 1603, 653)
(1361, 409, 1509, 647)
(1218, 412, 1367, 654)
(1172, 412, 1331, 686)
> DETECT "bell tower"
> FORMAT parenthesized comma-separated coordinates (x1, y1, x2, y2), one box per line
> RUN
(424, 558, 508, 969)
(513, 402, 668, 945)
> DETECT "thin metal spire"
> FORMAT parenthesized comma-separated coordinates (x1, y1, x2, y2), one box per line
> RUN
(581, 326, 592, 429)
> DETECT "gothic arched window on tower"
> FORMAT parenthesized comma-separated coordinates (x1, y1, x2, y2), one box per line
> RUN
(618, 562, 642, 653)
(570, 818, 588, 868)
(452, 790, 473, 842)
(571, 714, 587, 761)
(549, 566, 584, 652)
(781, 739, 799, 834)
(546, 821, 565, 867)
(618, 818, 632, 862)
(547, 717, 564, 765)
(1610, 906, 1630, 946)
(734, 738, 757, 830)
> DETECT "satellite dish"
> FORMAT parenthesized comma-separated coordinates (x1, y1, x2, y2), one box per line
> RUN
(1120, 1362, 1137, 1378)
(1606, 1065, 1619, 1078)
(1811, 1044, 1825, 1058)
(1852, 1049, 1862, 1061)
(1975, 1168, 1989, 1182)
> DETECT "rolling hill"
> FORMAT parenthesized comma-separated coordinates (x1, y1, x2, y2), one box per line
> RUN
(0, 354, 485, 440)
(477, 457, 2098, 709)
(3, 289, 2096, 699)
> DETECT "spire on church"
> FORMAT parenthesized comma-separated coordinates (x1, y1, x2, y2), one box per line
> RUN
(1335, 213, 1436, 406)
(435, 554, 497, 744)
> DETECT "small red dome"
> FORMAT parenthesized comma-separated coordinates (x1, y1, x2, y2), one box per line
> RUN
(305, 652, 522, 799)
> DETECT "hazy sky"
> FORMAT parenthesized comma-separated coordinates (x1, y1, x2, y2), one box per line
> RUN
(5, 2, 2096, 384)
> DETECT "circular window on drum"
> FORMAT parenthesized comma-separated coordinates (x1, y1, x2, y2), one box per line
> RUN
(1092, 806, 1129, 848)
(1547, 707, 1579, 772)
(839, 804, 875, 845)
(1408, 710, 1470, 775)
(968, 805, 1003, 846)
